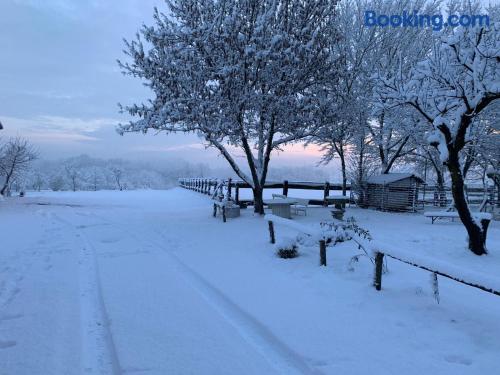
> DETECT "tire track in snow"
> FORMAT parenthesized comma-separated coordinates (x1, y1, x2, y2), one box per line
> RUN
(50, 210, 121, 375)
(84, 210, 324, 375)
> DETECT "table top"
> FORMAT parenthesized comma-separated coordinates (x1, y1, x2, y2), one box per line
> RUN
(264, 198, 299, 205)
(325, 196, 350, 201)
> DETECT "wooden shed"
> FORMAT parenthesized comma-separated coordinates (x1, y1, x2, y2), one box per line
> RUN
(362, 173, 424, 212)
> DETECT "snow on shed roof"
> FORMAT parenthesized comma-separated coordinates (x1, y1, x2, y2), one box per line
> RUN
(367, 173, 424, 185)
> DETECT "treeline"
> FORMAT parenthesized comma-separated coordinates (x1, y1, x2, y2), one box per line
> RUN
(4, 154, 211, 193)
(7, 153, 333, 193)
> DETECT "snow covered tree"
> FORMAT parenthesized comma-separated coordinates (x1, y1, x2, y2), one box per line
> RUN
(64, 162, 80, 192)
(49, 175, 65, 191)
(118, 0, 339, 213)
(0, 138, 37, 197)
(314, 0, 440, 180)
(367, 0, 440, 174)
(377, 17, 499, 255)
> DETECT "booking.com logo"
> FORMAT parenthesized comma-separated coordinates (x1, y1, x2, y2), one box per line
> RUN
(365, 10, 490, 31)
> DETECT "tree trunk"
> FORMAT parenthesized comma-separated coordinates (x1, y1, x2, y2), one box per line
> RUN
(447, 151, 487, 255)
(436, 171, 446, 207)
(1, 172, 13, 196)
(339, 146, 347, 196)
(253, 186, 265, 215)
(0, 184, 8, 196)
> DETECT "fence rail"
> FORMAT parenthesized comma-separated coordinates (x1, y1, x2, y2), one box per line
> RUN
(372, 247, 500, 297)
(179, 177, 352, 207)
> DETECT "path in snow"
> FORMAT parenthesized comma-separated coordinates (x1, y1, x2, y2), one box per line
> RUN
(72, 208, 318, 375)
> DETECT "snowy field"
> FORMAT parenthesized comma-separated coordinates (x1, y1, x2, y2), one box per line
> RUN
(1, 188, 499, 375)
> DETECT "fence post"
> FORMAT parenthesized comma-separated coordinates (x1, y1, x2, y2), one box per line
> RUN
(374, 252, 384, 291)
(319, 240, 327, 266)
(268, 221, 275, 244)
(227, 178, 232, 200)
(283, 180, 289, 196)
(235, 185, 240, 205)
(323, 182, 330, 206)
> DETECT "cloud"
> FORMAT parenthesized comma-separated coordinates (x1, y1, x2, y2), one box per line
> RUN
(1, 115, 119, 133)
(132, 144, 206, 153)
(20, 132, 100, 143)
(19, 90, 82, 100)
(0, 115, 119, 144)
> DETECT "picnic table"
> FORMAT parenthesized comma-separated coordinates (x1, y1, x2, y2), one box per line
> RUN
(264, 198, 299, 219)
(325, 195, 350, 209)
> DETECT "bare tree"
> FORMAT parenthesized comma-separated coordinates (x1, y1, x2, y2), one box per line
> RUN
(0, 138, 37, 196)
(110, 167, 124, 191)
(64, 163, 80, 192)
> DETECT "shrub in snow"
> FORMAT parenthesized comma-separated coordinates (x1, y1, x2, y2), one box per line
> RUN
(275, 237, 299, 259)
(319, 217, 374, 271)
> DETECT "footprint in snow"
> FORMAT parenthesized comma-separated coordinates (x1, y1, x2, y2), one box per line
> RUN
(0, 340, 16, 349)
(100, 238, 119, 244)
(0, 313, 23, 321)
(444, 354, 472, 366)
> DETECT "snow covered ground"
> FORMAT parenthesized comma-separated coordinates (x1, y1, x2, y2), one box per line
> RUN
(1, 188, 499, 375)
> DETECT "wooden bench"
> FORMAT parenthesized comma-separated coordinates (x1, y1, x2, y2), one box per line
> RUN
(424, 211, 492, 224)
(213, 200, 240, 222)
(213, 200, 227, 222)
(424, 211, 460, 224)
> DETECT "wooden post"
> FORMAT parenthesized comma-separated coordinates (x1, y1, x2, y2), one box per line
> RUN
(268, 221, 275, 244)
(319, 240, 327, 266)
(374, 252, 384, 291)
(283, 180, 289, 196)
(222, 206, 226, 223)
(213, 203, 217, 217)
(323, 182, 330, 206)
(235, 186, 240, 205)
(227, 178, 232, 200)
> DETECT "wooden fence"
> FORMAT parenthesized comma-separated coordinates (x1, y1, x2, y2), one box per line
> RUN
(372, 248, 500, 297)
(179, 178, 352, 207)
(179, 177, 499, 211)
(420, 185, 499, 208)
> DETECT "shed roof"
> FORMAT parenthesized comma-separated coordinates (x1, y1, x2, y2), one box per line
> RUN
(367, 173, 424, 185)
